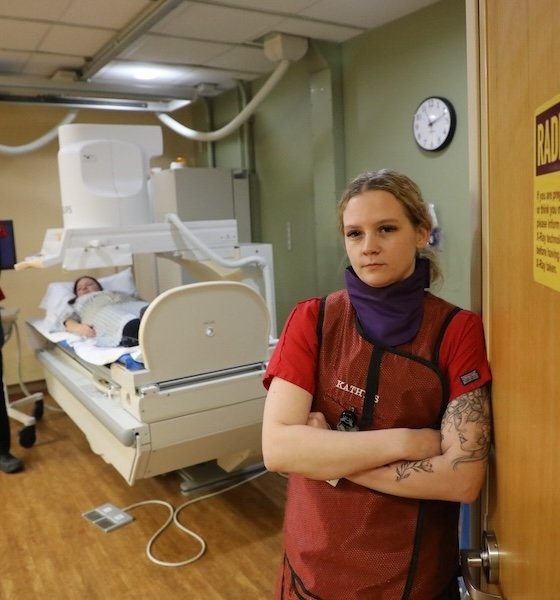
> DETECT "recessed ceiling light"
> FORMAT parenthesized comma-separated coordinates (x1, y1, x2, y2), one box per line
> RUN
(133, 67, 161, 81)
(94, 62, 185, 85)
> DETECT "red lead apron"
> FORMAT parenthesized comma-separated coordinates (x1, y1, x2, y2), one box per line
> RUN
(277, 292, 461, 600)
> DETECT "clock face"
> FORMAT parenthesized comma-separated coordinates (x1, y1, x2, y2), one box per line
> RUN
(413, 97, 456, 151)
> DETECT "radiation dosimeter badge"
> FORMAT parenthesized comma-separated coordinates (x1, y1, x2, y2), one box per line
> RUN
(82, 503, 134, 532)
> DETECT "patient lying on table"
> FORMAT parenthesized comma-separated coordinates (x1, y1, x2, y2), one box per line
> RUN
(62, 276, 148, 347)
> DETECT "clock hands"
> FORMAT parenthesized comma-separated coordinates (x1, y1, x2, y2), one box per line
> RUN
(427, 111, 447, 126)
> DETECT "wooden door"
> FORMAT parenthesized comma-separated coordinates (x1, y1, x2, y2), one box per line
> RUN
(473, 0, 560, 596)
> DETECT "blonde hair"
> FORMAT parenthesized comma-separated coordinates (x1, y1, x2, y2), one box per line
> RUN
(336, 169, 442, 285)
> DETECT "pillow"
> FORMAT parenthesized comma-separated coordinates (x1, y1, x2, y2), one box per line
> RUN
(99, 268, 137, 296)
(40, 268, 138, 331)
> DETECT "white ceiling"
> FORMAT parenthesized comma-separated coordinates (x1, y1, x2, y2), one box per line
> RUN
(0, 0, 440, 110)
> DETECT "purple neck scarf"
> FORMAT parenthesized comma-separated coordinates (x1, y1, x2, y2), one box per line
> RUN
(345, 257, 430, 347)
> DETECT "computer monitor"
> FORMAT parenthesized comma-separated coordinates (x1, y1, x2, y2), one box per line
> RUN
(0, 220, 16, 270)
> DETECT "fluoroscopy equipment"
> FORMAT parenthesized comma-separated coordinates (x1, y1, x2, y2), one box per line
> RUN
(21, 124, 277, 487)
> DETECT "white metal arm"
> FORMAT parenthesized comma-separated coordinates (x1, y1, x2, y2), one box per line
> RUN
(14, 219, 239, 271)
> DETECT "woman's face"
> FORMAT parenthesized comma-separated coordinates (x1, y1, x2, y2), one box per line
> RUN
(76, 277, 101, 297)
(342, 190, 430, 288)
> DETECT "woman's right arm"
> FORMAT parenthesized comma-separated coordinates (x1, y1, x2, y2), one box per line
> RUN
(64, 318, 96, 337)
(261, 377, 441, 481)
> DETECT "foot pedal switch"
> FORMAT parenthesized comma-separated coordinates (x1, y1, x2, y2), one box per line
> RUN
(82, 502, 134, 532)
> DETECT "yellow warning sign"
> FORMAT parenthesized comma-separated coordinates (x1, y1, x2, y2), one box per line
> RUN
(534, 93, 560, 291)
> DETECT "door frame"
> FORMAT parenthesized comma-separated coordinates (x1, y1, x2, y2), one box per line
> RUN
(465, 0, 492, 552)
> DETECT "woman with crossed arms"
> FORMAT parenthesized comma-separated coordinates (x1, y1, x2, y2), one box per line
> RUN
(262, 169, 491, 600)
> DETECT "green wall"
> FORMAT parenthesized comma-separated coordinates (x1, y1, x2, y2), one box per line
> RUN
(342, 0, 470, 309)
(210, 0, 472, 329)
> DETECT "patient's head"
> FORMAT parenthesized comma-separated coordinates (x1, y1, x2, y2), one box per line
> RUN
(70, 276, 103, 302)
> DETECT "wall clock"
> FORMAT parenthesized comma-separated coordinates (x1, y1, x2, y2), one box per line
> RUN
(413, 96, 456, 152)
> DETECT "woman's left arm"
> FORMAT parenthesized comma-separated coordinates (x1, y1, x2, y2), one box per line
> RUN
(346, 384, 491, 503)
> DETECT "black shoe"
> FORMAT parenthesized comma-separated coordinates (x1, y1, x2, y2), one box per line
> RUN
(0, 453, 24, 473)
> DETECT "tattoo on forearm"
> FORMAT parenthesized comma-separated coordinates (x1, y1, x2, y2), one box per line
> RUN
(395, 459, 433, 481)
(441, 386, 491, 468)
(393, 386, 491, 483)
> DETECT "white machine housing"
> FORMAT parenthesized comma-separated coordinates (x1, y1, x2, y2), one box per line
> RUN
(58, 124, 163, 228)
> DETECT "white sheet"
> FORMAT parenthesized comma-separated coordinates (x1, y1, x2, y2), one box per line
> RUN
(30, 318, 143, 366)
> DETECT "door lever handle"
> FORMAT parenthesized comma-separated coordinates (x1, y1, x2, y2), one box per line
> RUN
(460, 530, 502, 600)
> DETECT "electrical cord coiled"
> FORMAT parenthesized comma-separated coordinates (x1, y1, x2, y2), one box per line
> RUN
(121, 468, 268, 567)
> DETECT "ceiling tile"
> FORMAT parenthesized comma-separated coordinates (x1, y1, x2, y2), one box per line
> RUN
(0, 0, 71, 20)
(58, 0, 153, 29)
(25, 53, 85, 77)
(201, 0, 319, 12)
(300, 0, 441, 29)
(273, 16, 364, 43)
(153, 3, 283, 44)
(0, 19, 50, 51)
(39, 24, 115, 56)
(120, 34, 232, 65)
